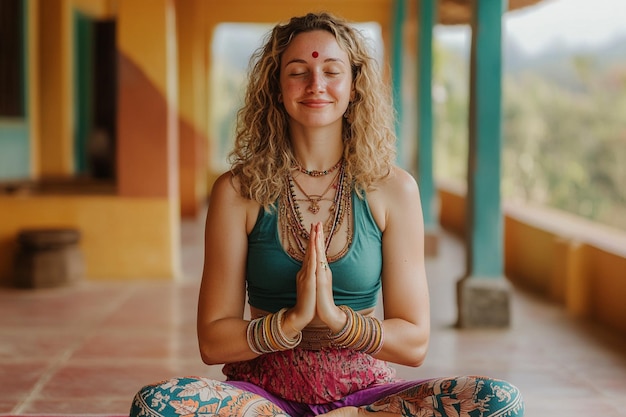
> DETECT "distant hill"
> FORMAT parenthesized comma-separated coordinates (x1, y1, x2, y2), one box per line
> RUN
(438, 32, 626, 91)
(504, 35, 626, 90)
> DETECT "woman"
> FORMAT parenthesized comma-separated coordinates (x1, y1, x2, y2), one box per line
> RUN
(131, 12, 524, 417)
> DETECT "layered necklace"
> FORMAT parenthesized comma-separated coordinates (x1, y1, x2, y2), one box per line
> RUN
(280, 160, 352, 262)
(291, 168, 339, 214)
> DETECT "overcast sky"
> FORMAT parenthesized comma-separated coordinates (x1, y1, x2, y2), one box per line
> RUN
(437, 0, 626, 55)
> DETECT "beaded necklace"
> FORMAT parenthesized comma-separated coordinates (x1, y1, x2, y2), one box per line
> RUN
(291, 168, 340, 214)
(280, 161, 352, 262)
(295, 158, 343, 177)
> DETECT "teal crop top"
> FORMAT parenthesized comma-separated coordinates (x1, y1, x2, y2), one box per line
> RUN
(246, 192, 382, 313)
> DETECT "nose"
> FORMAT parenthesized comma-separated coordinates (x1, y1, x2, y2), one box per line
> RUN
(306, 71, 325, 93)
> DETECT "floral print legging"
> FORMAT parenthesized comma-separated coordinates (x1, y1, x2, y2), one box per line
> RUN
(130, 375, 524, 417)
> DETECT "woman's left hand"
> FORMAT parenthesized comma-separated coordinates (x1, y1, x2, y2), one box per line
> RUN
(313, 222, 348, 333)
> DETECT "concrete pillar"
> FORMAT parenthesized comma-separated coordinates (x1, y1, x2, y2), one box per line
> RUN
(175, 0, 209, 218)
(457, 0, 510, 328)
(416, 0, 439, 257)
(116, 0, 181, 278)
(38, 0, 73, 177)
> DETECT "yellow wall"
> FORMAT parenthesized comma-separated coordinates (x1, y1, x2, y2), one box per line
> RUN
(72, 0, 116, 18)
(504, 217, 555, 294)
(0, 195, 178, 284)
(117, 0, 173, 99)
(588, 245, 626, 333)
(205, 0, 393, 24)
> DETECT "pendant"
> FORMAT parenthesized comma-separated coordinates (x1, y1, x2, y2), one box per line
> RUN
(308, 200, 320, 214)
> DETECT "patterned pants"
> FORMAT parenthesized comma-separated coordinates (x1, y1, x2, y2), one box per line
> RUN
(130, 375, 524, 417)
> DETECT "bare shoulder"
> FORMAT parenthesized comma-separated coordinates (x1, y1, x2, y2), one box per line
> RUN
(382, 166, 419, 197)
(210, 171, 240, 199)
(367, 166, 421, 231)
(210, 171, 249, 207)
(208, 172, 261, 233)
(368, 166, 420, 207)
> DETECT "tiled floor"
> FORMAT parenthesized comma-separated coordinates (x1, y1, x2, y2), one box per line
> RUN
(1, 212, 625, 416)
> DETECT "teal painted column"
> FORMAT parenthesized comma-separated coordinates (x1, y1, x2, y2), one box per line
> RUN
(416, 0, 438, 245)
(391, 0, 405, 162)
(457, 0, 510, 328)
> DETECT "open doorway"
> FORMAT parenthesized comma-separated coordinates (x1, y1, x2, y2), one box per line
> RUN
(74, 14, 117, 181)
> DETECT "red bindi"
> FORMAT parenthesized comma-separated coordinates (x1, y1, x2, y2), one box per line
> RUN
(312, 51, 319, 58)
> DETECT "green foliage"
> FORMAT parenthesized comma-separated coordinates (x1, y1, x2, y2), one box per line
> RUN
(433, 42, 469, 182)
(434, 39, 626, 231)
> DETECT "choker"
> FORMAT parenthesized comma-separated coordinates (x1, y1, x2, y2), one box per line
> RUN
(295, 158, 343, 177)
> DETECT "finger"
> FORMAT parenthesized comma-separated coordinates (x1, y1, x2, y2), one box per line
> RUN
(308, 223, 318, 273)
(302, 223, 314, 262)
(316, 221, 325, 242)
(315, 222, 328, 272)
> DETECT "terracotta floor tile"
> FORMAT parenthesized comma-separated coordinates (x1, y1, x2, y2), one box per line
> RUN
(100, 284, 199, 330)
(0, 361, 50, 399)
(71, 328, 200, 361)
(0, 285, 127, 327)
(527, 397, 624, 417)
(36, 361, 223, 400)
(19, 397, 132, 415)
(0, 328, 83, 360)
(38, 363, 179, 398)
(0, 399, 23, 414)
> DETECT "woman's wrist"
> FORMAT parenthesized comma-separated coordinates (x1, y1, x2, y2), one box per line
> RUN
(329, 305, 385, 355)
(282, 309, 305, 339)
(246, 308, 302, 355)
(328, 305, 350, 334)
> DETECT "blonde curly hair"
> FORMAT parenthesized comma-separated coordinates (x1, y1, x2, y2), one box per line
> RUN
(229, 12, 397, 207)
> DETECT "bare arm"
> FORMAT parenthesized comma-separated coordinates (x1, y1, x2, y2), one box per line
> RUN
(196, 172, 260, 365)
(368, 167, 431, 367)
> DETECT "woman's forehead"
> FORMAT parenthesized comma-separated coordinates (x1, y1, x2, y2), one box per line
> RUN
(281, 30, 348, 64)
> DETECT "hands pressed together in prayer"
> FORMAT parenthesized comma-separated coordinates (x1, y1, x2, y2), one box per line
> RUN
(288, 222, 349, 337)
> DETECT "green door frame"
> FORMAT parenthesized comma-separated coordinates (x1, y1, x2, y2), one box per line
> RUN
(73, 10, 94, 175)
(0, 0, 30, 180)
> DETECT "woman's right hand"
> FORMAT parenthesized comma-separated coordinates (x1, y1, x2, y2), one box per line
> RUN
(285, 223, 319, 333)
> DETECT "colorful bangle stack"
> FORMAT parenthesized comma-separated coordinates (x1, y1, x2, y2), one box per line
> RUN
(246, 308, 302, 355)
(329, 305, 384, 355)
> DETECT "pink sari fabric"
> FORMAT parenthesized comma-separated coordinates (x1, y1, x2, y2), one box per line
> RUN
(222, 347, 397, 404)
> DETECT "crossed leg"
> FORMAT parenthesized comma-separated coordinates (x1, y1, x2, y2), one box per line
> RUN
(130, 377, 290, 417)
(363, 376, 524, 417)
(130, 375, 524, 417)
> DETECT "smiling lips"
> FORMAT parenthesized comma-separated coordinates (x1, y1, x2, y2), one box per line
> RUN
(300, 99, 332, 108)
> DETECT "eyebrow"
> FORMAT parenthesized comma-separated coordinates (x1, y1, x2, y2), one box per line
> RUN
(284, 57, 346, 66)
